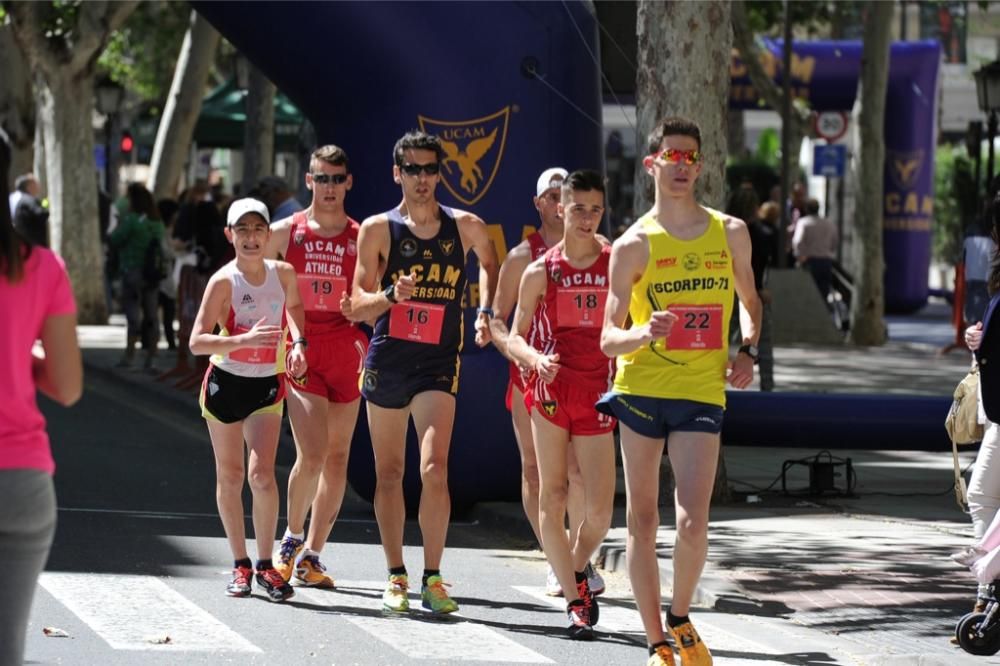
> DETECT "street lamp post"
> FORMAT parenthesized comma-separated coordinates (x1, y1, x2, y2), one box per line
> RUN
(95, 77, 125, 197)
(974, 61, 1000, 199)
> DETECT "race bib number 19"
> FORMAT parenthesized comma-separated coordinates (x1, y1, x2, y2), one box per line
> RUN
(666, 304, 723, 350)
(299, 275, 347, 312)
(556, 288, 606, 328)
(388, 302, 446, 344)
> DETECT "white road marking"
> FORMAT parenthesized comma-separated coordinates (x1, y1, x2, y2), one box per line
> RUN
(297, 582, 553, 663)
(513, 585, 646, 634)
(39, 573, 260, 652)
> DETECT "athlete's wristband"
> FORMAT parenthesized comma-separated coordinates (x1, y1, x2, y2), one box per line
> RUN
(291, 338, 308, 349)
(476, 306, 494, 318)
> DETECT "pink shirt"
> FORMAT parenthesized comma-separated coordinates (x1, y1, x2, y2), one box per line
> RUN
(0, 247, 76, 474)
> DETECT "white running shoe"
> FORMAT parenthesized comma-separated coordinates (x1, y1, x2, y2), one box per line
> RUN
(545, 565, 563, 596)
(951, 545, 988, 567)
(585, 562, 605, 596)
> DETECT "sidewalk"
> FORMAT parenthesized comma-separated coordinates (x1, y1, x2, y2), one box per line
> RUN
(77, 303, 983, 662)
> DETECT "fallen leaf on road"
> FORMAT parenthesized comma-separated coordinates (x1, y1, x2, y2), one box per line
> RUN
(42, 627, 70, 638)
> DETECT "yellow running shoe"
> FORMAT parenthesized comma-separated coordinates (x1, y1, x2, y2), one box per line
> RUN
(274, 535, 304, 582)
(647, 642, 676, 666)
(667, 621, 712, 665)
(382, 573, 410, 612)
(421, 574, 458, 614)
(294, 554, 335, 588)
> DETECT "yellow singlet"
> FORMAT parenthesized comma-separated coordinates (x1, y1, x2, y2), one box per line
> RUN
(612, 209, 735, 407)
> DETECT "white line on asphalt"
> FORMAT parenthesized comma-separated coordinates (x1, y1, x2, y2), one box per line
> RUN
(296, 583, 553, 663)
(39, 573, 260, 652)
(512, 585, 647, 635)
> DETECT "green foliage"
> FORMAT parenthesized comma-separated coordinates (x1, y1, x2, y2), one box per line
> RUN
(98, 2, 191, 104)
(934, 145, 979, 264)
(754, 128, 780, 167)
(744, 1, 851, 36)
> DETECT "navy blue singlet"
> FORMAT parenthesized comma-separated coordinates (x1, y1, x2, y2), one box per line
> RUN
(365, 206, 467, 373)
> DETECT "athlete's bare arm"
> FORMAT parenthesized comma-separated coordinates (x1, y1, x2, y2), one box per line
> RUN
(488, 239, 534, 360)
(276, 260, 308, 377)
(189, 271, 283, 356)
(454, 208, 499, 348)
(344, 215, 411, 322)
(599, 226, 677, 358)
(507, 259, 560, 383)
(724, 215, 761, 389)
(265, 216, 294, 260)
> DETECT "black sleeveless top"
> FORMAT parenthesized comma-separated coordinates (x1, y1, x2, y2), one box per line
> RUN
(365, 206, 467, 371)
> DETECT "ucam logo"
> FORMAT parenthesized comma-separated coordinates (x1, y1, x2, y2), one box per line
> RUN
(418, 107, 511, 206)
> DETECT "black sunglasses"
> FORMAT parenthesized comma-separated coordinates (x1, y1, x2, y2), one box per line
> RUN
(311, 173, 348, 185)
(400, 162, 440, 176)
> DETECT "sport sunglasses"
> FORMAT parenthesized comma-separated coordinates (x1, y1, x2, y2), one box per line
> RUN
(653, 148, 701, 165)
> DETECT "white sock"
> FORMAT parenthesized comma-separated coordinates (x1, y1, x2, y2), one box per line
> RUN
(284, 528, 305, 541)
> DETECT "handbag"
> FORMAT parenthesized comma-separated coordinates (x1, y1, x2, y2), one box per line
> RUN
(946, 365, 984, 509)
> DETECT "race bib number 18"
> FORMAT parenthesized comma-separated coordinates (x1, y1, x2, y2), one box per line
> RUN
(299, 275, 347, 312)
(556, 288, 606, 328)
(388, 302, 446, 344)
(666, 304, 723, 350)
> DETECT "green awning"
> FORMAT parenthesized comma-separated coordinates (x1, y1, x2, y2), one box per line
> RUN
(192, 78, 303, 151)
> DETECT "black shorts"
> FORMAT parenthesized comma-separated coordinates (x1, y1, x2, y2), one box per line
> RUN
(360, 361, 459, 409)
(200, 364, 286, 424)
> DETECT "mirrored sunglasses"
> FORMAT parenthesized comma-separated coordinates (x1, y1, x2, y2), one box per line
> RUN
(655, 148, 701, 165)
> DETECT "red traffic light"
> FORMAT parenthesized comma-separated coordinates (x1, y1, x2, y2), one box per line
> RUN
(120, 132, 134, 154)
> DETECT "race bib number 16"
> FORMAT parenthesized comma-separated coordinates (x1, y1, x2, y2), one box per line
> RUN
(388, 302, 446, 344)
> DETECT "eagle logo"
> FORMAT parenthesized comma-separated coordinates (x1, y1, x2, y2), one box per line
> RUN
(887, 150, 924, 190)
(541, 400, 558, 417)
(439, 239, 456, 256)
(418, 107, 510, 206)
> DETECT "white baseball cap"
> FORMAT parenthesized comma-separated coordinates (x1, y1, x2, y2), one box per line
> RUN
(535, 167, 568, 197)
(227, 198, 270, 226)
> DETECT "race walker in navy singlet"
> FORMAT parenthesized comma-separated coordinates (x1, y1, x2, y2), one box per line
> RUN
(344, 130, 498, 614)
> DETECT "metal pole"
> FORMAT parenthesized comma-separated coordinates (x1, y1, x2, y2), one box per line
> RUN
(104, 117, 112, 194)
(778, 0, 793, 268)
(989, 111, 997, 198)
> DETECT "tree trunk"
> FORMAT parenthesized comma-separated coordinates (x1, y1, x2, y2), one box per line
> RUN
(0, 25, 34, 183)
(36, 70, 107, 323)
(242, 64, 275, 190)
(849, 3, 893, 346)
(148, 10, 220, 200)
(6, 0, 139, 324)
(636, 0, 733, 504)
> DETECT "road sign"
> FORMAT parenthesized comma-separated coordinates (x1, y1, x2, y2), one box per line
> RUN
(813, 144, 847, 178)
(814, 111, 849, 142)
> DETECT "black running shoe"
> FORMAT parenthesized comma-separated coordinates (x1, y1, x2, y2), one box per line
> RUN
(566, 599, 594, 640)
(226, 564, 253, 597)
(255, 566, 295, 602)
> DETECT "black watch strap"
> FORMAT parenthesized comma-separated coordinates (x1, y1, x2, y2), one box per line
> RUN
(738, 344, 760, 364)
(383, 284, 397, 304)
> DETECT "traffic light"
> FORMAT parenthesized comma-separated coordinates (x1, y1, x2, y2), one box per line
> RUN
(120, 130, 134, 155)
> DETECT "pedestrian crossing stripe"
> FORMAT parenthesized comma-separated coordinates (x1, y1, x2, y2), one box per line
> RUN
(38, 572, 261, 652)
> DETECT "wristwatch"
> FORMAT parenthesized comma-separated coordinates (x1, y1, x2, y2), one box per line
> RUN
(383, 284, 397, 304)
(738, 344, 759, 364)
(476, 306, 494, 318)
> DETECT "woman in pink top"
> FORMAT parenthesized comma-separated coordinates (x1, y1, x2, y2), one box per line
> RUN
(0, 130, 82, 666)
